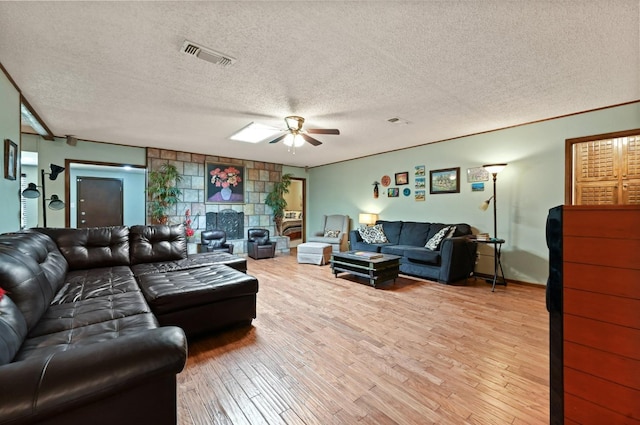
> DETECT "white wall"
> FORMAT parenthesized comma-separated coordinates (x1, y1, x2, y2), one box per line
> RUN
(307, 103, 640, 285)
(0, 70, 21, 233)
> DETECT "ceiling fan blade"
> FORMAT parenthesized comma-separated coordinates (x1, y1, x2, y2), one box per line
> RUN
(302, 133, 323, 146)
(268, 134, 288, 144)
(306, 129, 340, 135)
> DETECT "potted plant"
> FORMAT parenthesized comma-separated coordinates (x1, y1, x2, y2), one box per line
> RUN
(147, 162, 183, 224)
(265, 173, 292, 235)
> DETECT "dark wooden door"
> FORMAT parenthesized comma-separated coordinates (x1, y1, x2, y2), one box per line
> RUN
(77, 177, 123, 227)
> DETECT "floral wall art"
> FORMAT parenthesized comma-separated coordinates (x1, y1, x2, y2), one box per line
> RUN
(207, 163, 245, 203)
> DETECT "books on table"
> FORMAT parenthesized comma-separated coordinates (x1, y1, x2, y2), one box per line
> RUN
(353, 251, 383, 259)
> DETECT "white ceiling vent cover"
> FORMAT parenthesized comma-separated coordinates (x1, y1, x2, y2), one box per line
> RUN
(180, 40, 236, 67)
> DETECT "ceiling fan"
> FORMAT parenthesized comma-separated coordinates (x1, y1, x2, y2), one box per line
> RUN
(268, 116, 340, 147)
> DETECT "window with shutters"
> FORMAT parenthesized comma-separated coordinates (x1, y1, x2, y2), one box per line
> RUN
(566, 129, 640, 205)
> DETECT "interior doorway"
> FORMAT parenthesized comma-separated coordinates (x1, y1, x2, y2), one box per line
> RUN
(283, 177, 305, 248)
(76, 176, 123, 227)
(566, 129, 640, 205)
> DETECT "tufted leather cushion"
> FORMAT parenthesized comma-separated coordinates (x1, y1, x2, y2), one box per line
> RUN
(14, 312, 159, 361)
(129, 224, 187, 265)
(0, 232, 68, 331)
(136, 264, 259, 315)
(131, 252, 247, 275)
(0, 295, 27, 365)
(36, 226, 130, 271)
(28, 290, 151, 338)
(51, 266, 139, 304)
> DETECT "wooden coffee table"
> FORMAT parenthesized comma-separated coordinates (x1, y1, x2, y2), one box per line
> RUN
(330, 251, 401, 288)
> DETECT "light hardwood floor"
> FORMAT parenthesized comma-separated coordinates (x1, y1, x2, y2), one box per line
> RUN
(177, 251, 549, 425)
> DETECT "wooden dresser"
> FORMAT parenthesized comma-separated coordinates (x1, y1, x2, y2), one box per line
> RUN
(562, 205, 640, 424)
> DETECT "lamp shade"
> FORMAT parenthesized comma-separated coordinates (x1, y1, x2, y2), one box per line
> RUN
(359, 213, 378, 225)
(48, 194, 65, 210)
(283, 133, 304, 147)
(49, 164, 65, 180)
(483, 163, 507, 175)
(22, 183, 41, 198)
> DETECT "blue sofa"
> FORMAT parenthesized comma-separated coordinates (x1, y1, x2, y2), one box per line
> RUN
(349, 220, 477, 284)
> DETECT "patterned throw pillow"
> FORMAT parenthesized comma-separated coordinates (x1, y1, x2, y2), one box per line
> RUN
(324, 229, 340, 238)
(425, 226, 451, 250)
(446, 225, 457, 239)
(358, 224, 388, 244)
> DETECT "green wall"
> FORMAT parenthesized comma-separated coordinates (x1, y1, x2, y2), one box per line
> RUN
(307, 102, 640, 285)
(0, 70, 20, 233)
(22, 134, 147, 227)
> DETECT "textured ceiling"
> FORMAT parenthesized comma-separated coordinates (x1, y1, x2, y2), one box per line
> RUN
(1, 1, 638, 168)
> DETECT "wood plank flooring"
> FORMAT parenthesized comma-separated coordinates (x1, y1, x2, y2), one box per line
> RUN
(177, 251, 549, 424)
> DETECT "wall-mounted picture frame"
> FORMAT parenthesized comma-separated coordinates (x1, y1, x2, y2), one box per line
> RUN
(415, 177, 426, 189)
(206, 163, 245, 203)
(388, 187, 399, 197)
(415, 190, 425, 201)
(414, 165, 425, 176)
(395, 171, 409, 185)
(467, 166, 490, 182)
(4, 139, 17, 180)
(381, 175, 391, 187)
(471, 182, 485, 192)
(430, 167, 460, 194)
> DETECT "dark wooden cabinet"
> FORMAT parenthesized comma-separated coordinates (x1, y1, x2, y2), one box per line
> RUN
(561, 206, 640, 424)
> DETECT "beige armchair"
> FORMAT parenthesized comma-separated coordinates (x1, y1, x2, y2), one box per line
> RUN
(308, 214, 350, 252)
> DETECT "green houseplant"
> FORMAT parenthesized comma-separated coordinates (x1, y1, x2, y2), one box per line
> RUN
(265, 173, 292, 235)
(147, 162, 183, 224)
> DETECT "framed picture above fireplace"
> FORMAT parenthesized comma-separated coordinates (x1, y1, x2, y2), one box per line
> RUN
(206, 163, 245, 203)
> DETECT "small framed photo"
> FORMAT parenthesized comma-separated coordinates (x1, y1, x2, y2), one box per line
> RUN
(467, 167, 490, 183)
(471, 182, 485, 192)
(430, 167, 460, 194)
(395, 171, 409, 185)
(414, 165, 425, 176)
(415, 177, 426, 189)
(388, 187, 399, 197)
(4, 139, 17, 180)
(415, 190, 426, 201)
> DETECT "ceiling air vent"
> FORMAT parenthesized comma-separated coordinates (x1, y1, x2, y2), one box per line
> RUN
(180, 40, 236, 67)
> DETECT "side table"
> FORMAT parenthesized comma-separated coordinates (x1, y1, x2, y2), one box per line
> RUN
(475, 238, 507, 291)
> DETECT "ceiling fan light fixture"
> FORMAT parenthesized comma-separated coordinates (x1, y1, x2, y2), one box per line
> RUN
(285, 116, 304, 132)
(230, 122, 281, 143)
(283, 133, 304, 148)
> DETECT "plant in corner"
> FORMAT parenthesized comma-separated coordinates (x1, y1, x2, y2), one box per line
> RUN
(147, 162, 183, 224)
(265, 173, 292, 236)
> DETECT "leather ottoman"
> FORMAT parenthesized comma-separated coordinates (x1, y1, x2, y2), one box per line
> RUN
(137, 264, 258, 337)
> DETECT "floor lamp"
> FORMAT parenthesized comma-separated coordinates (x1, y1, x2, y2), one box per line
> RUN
(480, 163, 507, 291)
(21, 164, 66, 227)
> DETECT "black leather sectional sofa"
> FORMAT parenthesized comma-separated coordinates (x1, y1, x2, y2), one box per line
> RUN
(0, 224, 258, 425)
(349, 220, 477, 284)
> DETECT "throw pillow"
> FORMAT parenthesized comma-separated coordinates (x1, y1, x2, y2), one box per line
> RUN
(445, 225, 457, 239)
(324, 229, 340, 238)
(358, 224, 388, 244)
(425, 226, 450, 251)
